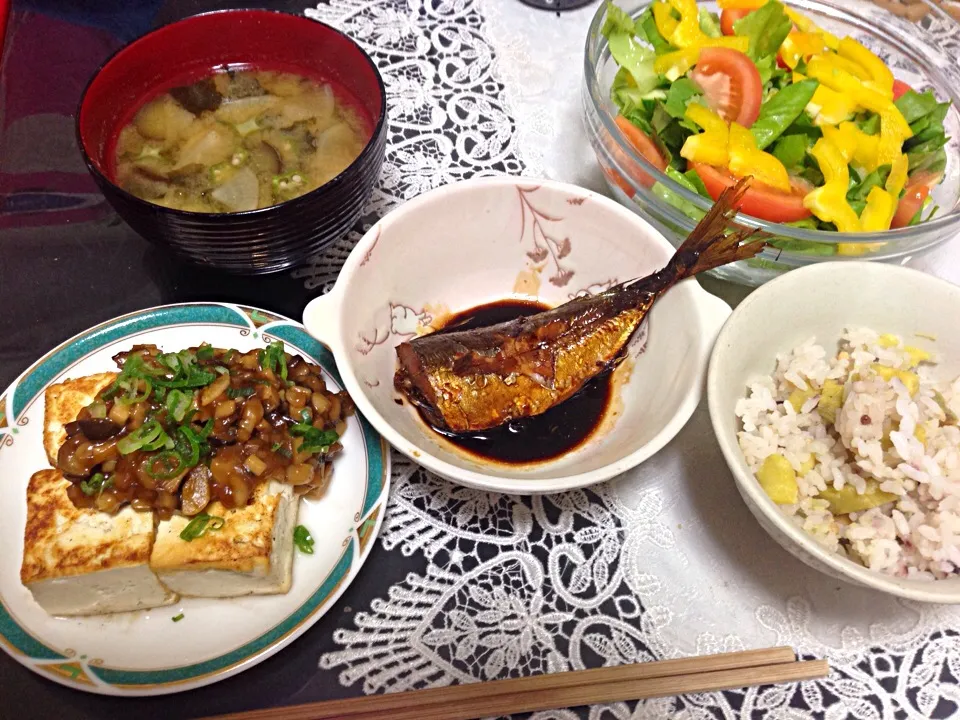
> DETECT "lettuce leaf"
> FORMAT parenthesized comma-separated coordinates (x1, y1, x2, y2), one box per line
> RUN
(769, 237, 837, 255)
(894, 89, 942, 124)
(684, 168, 711, 197)
(698, 8, 722, 38)
(908, 147, 947, 175)
(663, 77, 701, 119)
(650, 103, 697, 169)
(602, 3, 659, 94)
(634, 7, 673, 54)
(732, 1, 792, 62)
(601, 2, 636, 35)
(751, 79, 820, 149)
(651, 166, 707, 221)
(783, 112, 823, 141)
(771, 134, 809, 170)
(846, 165, 890, 204)
(856, 113, 880, 135)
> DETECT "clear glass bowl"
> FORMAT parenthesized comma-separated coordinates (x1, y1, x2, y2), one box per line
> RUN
(582, 0, 960, 286)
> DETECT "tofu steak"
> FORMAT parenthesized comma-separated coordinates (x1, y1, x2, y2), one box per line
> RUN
(20, 469, 176, 616)
(151, 481, 298, 597)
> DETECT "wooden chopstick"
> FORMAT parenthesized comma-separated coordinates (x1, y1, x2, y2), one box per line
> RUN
(205, 647, 829, 720)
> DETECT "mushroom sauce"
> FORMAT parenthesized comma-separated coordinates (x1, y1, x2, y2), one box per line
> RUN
(58, 343, 353, 519)
(113, 69, 370, 212)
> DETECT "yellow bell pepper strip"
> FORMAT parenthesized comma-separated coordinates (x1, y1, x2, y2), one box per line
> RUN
(860, 187, 897, 231)
(680, 132, 729, 166)
(850, 127, 880, 171)
(681, 103, 729, 166)
(859, 152, 911, 232)
(665, 0, 706, 48)
(685, 102, 727, 133)
(821, 123, 860, 164)
(806, 56, 911, 155)
(877, 109, 912, 167)
(654, 48, 699, 78)
(837, 242, 872, 255)
(653, 37, 750, 78)
(681, 105, 790, 190)
(652, 1, 679, 40)
(804, 137, 862, 232)
(661, 0, 749, 52)
(838, 37, 894, 93)
(779, 32, 826, 70)
(784, 7, 840, 49)
(822, 52, 872, 82)
(886, 153, 909, 196)
(795, 71, 858, 126)
(727, 123, 791, 192)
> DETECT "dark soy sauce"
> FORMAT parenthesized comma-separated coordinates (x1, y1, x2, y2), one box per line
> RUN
(419, 299, 613, 465)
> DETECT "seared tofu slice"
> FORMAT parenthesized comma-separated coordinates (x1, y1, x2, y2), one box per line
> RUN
(151, 481, 298, 597)
(42, 372, 117, 466)
(20, 470, 177, 616)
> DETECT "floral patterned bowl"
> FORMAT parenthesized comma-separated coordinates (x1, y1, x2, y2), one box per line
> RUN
(303, 176, 731, 493)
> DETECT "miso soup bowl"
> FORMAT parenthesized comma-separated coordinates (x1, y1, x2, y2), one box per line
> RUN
(303, 176, 733, 494)
(76, 9, 386, 274)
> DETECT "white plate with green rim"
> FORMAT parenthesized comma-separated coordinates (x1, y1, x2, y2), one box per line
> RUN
(0, 302, 389, 696)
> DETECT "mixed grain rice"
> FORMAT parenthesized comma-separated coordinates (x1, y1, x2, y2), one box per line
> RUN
(736, 328, 960, 580)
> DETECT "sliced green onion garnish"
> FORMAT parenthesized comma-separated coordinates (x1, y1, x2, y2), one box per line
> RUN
(87, 401, 107, 419)
(180, 513, 225, 541)
(145, 450, 184, 480)
(172, 613, 184, 622)
(227, 386, 256, 399)
(153, 369, 216, 389)
(196, 344, 215, 361)
(197, 418, 214, 440)
(165, 389, 193, 423)
(80, 473, 112, 496)
(260, 341, 287, 379)
(293, 525, 314, 554)
(141, 427, 173, 452)
(117, 420, 164, 454)
(117, 378, 152, 405)
(178, 426, 201, 467)
(290, 417, 339, 455)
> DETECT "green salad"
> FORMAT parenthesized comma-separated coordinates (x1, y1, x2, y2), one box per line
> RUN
(601, 0, 950, 255)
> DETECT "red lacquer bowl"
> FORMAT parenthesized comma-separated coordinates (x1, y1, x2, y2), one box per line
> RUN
(77, 9, 386, 274)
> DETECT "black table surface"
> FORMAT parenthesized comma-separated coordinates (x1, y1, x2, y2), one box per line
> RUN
(0, 1, 410, 717)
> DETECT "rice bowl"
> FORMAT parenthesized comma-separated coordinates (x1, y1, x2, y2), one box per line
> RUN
(736, 329, 960, 580)
(708, 261, 960, 602)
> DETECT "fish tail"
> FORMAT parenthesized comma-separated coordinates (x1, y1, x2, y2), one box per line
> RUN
(663, 178, 767, 281)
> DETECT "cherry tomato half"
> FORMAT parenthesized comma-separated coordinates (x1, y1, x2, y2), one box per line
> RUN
(892, 79, 913, 102)
(720, 8, 751, 36)
(605, 115, 668, 190)
(690, 48, 763, 127)
(691, 162, 813, 223)
(891, 183, 930, 229)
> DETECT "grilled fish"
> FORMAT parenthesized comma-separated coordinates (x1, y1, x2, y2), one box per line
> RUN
(394, 181, 765, 433)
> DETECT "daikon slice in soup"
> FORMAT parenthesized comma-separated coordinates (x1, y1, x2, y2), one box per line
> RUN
(113, 69, 371, 213)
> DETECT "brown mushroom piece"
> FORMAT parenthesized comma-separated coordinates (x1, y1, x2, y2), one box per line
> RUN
(75, 418, 123, 442)
(180, 465, 213, 516)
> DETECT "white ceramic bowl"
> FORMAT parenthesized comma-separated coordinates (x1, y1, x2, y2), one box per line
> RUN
(303, 176, 732, 494)
(708, 261, 960, 602)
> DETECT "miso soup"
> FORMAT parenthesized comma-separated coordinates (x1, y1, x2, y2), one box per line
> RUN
(113, 70, 371, 212)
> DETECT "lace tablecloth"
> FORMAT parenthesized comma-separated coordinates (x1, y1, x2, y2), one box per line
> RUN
(297, 1, 960, 717)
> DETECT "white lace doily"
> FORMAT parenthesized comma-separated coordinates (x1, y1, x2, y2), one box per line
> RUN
(300, 1, 960, 717)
